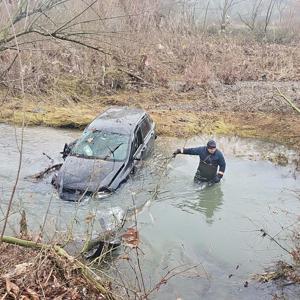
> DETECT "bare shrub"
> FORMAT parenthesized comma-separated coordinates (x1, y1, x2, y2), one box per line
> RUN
(184, 55, 213, 88)
(0, 0, 300, 99)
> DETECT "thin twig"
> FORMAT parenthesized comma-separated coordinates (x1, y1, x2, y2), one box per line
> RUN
(131, 194, 147, 297)
(144, 265, 198, 298)
(0, 53, 19, 79)
(0, 0, 25, 243)
(39, 194, 54, 240)
(53, 0, 98, 34)
(260, 228, 292, 255)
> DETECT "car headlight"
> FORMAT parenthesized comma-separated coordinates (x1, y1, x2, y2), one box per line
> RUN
(96, 187, 112, 199)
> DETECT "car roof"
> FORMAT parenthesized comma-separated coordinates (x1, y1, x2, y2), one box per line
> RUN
(87, 106, 146, 135)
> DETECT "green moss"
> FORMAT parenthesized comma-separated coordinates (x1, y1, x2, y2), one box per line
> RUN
(55, 77, 93, 98)
(213, 120, 235, 135)
(0, 93, 299, 153)
(0, 105, 96, 129)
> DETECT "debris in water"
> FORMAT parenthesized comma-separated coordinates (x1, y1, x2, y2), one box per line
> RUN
(122, 228, 139, 248)
(26, 163, 62, 181)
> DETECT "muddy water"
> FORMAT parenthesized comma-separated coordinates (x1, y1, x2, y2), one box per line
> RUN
(0, 124, 300, 299)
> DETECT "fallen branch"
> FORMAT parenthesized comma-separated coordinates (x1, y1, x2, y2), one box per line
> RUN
(1, 235, 44, 249)
(26, 163, 62, 180)
(276, 88, 300, 114)
(1, 235, 115, 299)
(117, 68, 151, 85)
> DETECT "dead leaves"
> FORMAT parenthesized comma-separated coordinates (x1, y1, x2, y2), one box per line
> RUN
(122, 228, 139, 248)
(1, 278, 39, 300)
(2, 280, 40, 299)
(21, 288, 39, 300)
(2, 279, 39, 299)
(4, 279, 19, 298)
(0, 245, 108, 300)
(254, 261, 300, 284)
(2, 263, 32, 279)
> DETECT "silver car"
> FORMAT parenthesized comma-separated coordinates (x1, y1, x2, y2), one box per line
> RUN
(52, 106, 156, 201)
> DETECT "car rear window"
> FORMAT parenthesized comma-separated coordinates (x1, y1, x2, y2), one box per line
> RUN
(140, 116, 152, 139)
(71, 130, 129, 161)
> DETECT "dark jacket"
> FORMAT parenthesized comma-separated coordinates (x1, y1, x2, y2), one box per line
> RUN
(183, 146, 226, 179)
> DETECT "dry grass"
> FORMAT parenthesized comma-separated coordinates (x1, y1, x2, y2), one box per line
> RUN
(3, 35, 299, 95)
(1, 94, 299, 151)
(1, 0, 299, 95)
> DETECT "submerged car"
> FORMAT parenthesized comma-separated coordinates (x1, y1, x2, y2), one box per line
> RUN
(52, 107, 156, 201)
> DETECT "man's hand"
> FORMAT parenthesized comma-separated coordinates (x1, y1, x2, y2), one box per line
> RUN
(213, 173, 223, 183)
(173, 149, 182, 157)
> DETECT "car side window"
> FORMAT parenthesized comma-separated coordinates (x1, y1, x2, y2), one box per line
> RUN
(140, 116, 152, 139)
(132, 128, 143, 155)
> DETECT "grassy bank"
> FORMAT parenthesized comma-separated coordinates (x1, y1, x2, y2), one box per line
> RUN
(1, 89, 300, 152)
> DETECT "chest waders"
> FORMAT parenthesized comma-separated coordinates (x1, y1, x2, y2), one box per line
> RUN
(194, 155, 217, 183)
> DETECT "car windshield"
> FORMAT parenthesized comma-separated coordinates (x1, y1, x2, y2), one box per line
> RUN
(70, 130, 130, 161)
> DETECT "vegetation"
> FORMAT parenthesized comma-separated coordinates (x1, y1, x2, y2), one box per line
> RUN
(0, 0, 299, 146)
(0, 0, 300, 298)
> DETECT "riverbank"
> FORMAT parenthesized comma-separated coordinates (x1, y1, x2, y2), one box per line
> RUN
(1, 82, 300, 152)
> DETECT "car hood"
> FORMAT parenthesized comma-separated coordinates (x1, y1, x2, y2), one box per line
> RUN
(58, 156, 124, 192)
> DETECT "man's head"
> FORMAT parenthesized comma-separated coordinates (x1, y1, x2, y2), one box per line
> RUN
(207, 140, 217, 154)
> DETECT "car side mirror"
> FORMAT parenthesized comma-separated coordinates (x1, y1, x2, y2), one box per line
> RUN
(60, 143, 70, 160)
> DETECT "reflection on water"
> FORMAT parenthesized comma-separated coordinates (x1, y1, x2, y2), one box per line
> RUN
(192, 184, 223, 224)
(1, 124, 300, 299)
(174, 183, 224, 224)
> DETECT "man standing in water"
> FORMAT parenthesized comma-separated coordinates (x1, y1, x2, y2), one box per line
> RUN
(173, 140, 226, 183)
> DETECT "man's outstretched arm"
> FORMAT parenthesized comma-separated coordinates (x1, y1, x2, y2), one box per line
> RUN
(183, 147, 203, 155)
(173, 147, 202, 156)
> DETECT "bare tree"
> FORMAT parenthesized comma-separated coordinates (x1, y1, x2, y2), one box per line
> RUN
(0, 0, 149, 92)
(219, 0, 242, 32)
(264, 0, 277, 33)
(0, 0, 115, 90)
(238, 0, 264, 31)
(0, 0, 111, 54)
(203, 0, 211, 31)
(275, 0, 291, 24)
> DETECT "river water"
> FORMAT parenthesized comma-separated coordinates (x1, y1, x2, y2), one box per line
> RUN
(0, 124, 299, 299)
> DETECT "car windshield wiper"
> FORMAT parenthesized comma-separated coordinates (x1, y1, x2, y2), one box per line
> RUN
(70, 152, 95, 159)
(70, 153, 85, 158)
(103, 143, 124, 161)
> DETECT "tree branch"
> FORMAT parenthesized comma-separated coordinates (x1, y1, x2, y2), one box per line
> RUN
(53, 0, 98, 34)
(31, 29, 112, 55)
(0, 52, 18, 79)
